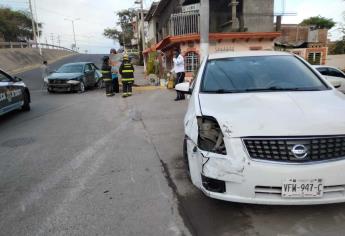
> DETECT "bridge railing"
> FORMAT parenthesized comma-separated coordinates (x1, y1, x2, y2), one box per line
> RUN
(0, 42, 77, 53)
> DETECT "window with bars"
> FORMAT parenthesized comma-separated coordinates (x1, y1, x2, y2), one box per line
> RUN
(185, 51, 199, 72)
(307, 52, 321, 65)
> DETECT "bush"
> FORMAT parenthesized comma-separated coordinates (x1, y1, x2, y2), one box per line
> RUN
(146, 51, 158, 75)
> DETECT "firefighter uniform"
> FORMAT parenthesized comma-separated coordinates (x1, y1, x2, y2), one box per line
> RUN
(101, 56, 113, 96)
(119, 56, 135, 97)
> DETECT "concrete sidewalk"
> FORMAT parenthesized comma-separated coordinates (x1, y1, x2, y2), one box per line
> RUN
(133, 65, 150, 87)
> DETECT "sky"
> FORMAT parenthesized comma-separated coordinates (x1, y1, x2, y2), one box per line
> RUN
(0, 0, 344, 54)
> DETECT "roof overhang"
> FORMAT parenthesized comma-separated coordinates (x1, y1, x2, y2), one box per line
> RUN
(143, 32, 281, 53)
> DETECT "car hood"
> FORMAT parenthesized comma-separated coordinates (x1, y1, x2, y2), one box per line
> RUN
(47, 73, 83, 80)
(199, 90, 345, 138)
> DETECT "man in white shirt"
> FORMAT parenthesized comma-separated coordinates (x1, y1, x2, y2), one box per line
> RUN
(41, 61, 49, 90)
(171, 49, 185, 101)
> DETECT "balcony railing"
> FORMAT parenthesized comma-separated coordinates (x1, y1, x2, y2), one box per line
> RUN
(168, 11, 200, 36)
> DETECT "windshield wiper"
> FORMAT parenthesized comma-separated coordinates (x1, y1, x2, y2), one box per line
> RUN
(242, 87, 320, 92)
(206, 89, 237, 94)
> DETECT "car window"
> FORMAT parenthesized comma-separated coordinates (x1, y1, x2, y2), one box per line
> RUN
(201, 55, 329, 93)
(0, 71, 12, 82)
(57, 64, 84, 73)
(316, 67, 330, 76)
(328, 68, 345, 78)
(85, 64, 92, 72)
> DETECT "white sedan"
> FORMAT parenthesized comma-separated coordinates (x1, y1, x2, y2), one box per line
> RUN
(176, 51, 345, 205)
(313, 65, 345, 93)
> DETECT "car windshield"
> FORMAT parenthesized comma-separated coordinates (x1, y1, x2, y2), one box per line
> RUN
(57, 64, 83, 73)
(201, 55, 329, 93)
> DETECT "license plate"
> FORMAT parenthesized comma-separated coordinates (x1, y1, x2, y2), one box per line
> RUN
(282, 179, 323, 198)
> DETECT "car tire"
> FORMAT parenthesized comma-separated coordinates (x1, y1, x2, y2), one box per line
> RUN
(79, 81, 86, 93)
(183, 136, 191, 181)
(21, 91, 30, 111)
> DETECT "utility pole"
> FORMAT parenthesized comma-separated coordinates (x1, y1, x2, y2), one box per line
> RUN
(57, 35, 61, 47)
(136, 10, 140, 52)
(33, 0, 42, 55)
(65, 18, 80, 51)
(50, 33, 54, 45)
(135, 0, 146, 67)
(28, 0, 38, 49)
(200, 0, 209, 61)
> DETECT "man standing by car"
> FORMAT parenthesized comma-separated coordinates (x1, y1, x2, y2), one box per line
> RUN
(119, 54, 135, 98)
(101, 56, 113, 97)
(40, 61, 49, 90)
(171, 49, 185, 101)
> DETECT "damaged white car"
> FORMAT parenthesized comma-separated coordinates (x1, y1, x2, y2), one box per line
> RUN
(176, 51, 345, 205)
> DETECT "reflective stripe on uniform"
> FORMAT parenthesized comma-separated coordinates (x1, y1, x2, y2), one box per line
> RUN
(103, 78, 112, 81)
(122, 79, 134, 81)
(100, 70, 111, 73)
(122, 70, 134, 73)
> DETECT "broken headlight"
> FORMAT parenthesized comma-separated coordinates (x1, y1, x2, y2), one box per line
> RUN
(197, 116, 227, 155)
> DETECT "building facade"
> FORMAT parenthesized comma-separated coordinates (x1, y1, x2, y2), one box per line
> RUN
(144, 0, 281, 78)
(275, 24, 329, 65)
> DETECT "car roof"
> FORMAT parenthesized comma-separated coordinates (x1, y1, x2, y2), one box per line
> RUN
(208, 50, 292, 60)
(62, 62, 93, 66)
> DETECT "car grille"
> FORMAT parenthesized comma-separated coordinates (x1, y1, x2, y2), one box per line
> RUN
(243, 136, 345, 163)
(49, 79, 67, 84)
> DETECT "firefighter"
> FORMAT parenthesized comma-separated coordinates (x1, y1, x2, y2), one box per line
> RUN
(101, 56, 113, 96)
(119, 54, 135, 98)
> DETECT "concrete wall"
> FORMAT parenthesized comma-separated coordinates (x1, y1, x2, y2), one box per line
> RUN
(278, 25, 328, 45)
(0, 48, 76, 74)
(243, 0, 274, 32)
(326, 55, 345, 70)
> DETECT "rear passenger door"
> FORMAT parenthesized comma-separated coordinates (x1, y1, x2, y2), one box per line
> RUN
(0, 72, 10, 114)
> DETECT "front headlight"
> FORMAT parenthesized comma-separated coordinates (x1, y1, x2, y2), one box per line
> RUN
(197, 116, 227, 155)
(67, 80, 80, 85)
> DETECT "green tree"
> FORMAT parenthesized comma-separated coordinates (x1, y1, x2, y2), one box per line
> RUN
(300, 15, 336, 29)
(0, 7, 42, 41)
(103, 9, 136, 47)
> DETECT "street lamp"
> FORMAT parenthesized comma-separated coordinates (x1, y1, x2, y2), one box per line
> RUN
(64, 18, 80, 51)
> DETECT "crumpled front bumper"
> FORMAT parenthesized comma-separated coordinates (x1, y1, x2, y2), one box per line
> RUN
(188, 138, 345, 205)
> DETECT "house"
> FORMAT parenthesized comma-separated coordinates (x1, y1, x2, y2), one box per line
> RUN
(144, 0, 281, 78)
(131, 10, 148, 50)
(275, 24, 329, 65)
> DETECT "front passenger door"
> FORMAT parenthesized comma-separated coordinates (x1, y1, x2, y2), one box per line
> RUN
(84, 64, 94, 86)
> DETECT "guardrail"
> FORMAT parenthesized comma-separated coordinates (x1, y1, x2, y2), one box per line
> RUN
(0, 41, 77, 53)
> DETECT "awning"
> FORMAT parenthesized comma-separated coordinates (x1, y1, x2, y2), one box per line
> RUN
(143, 32, 281, 54)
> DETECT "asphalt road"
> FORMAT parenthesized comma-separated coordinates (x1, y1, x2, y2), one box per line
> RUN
(1, 54, 345, 236)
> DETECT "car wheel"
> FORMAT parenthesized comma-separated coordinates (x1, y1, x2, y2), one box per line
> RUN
(183, 136, 191, 181)
(21, 91, 30, 111)
(79, 81, 85, 93)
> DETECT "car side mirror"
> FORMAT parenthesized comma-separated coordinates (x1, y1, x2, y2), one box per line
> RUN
(175, 82, 192, 95)
(14, 76, 22, 82)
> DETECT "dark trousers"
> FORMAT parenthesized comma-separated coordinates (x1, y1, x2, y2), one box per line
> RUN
(175, 72, 185, 100)
(112, 78, 119, 93)
(123, 81, 133, 96)
(105, 79, 113, 96)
